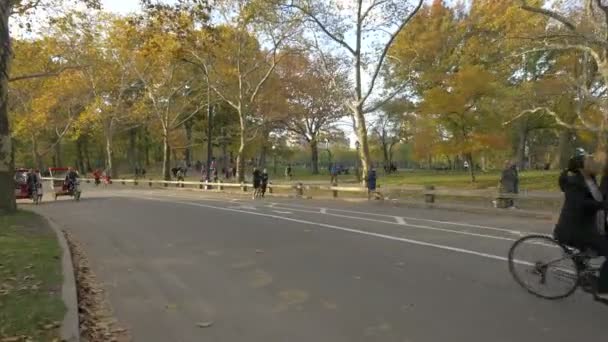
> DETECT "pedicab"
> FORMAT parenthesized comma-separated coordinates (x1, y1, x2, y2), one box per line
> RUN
(49, 167, 81, 201)
(14, 168, 42, 204)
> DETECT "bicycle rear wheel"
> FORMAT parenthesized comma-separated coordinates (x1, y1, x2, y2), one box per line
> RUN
(508, 235, 580, 300)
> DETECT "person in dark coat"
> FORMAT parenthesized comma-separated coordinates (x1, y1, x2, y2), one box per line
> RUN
(261, 169, 269, 197)
(499, 160, 519, 208)
(26, 169, 38, 196)
(367, 168, 377, 200)
(252, 168, 262, 199)
(554, 153, 608, 299)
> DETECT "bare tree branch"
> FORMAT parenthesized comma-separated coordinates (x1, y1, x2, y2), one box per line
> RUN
(521, 44, 604, 67)
(286, 2, 357, 56)
(361, 0, 423, 105)
(360, 0, 388, 23)
(519, 0, 576, 30)
(503, 106, 600, 132)
(9, 65, 87, 82)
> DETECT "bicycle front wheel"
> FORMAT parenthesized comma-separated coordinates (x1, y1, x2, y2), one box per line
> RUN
(508, 235, 580, 300)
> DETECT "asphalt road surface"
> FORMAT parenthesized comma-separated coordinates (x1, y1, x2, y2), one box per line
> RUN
(29, 187, 608, 342)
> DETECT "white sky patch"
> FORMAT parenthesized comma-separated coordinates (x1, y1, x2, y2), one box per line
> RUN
(101, 0, 142, 14)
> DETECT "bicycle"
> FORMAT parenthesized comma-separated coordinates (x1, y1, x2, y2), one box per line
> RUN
(508, 234, 601, 300)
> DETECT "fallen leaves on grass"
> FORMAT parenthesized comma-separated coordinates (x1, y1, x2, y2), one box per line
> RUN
(64, 231, 130, 342)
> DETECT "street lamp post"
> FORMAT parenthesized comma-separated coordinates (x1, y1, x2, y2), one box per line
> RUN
(355, 140, 361, 183)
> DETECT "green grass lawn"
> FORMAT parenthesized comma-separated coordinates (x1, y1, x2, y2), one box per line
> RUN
(277, 169, 560, 191)
(114, 168, 561, 191)
(0, 211, 65, 341)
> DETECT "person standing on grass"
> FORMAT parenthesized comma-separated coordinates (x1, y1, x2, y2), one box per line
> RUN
(367, 168, 377, 200)
(499, 160, 519, 208)
(176, 168, 185, 182)
(285, 164, 292, 181)
(330, 163, 338, 185)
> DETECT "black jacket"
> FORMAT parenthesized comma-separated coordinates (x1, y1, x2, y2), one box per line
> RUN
(554, 171, 605, 245)
(252, 170, 262, 186)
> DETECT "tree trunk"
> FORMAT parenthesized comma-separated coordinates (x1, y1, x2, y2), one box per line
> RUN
(515, 122, 528, 170)
(54, 141, 62, 168)
(162, 129, 171, 181)
(0, 3, 15, 212)
(381, 137, 389, 173)
(236, 127, 245, 182)
(236, 108, 247, 182)
(127, 128, 136, 173)
(553, 128, 574, 169)
(466, 152, 476, 183)
(75, 138, 85, 173)
(83, 137, 92, 172)
(105, 130, 116, 178)
(353, 106, 371, 184)
(184, 118, 193, 167)
(206, 106, 213, 180)
(143, 126, 150, 166)
(32, 136, 43, 171)
(259, 144, 267, 168)
(310, 139, 319, 175)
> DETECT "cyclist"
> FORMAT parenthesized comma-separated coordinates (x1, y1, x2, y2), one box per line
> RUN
(553, 151, 608, 300)
(65, 167, 80, 192)
(252, 168, 262, 199)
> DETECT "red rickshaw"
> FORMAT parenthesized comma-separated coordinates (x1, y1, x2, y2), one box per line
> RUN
(14, 168, 42, 204)
(49, 167, 81, 201)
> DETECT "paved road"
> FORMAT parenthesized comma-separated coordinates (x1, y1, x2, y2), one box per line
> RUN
(29, 187, 608, 342)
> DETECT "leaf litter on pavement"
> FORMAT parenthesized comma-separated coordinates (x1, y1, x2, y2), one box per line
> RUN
(64, 230, 131, 342)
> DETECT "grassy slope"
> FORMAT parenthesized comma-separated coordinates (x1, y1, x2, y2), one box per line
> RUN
(0, 211, 65, 341)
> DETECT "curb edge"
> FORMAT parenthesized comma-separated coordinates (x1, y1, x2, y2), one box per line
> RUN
(46, 217, 80, 342)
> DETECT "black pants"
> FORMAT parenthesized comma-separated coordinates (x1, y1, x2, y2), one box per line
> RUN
(578, 237, 608, 293)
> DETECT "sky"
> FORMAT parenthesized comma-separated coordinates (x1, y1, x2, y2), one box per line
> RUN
(101, 0, 142, 14)
(82, 0, 429, 147)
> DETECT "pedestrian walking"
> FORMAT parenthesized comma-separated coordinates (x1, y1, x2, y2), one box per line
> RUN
(261, 169, 269, 197)
(252, 168, 262, 199)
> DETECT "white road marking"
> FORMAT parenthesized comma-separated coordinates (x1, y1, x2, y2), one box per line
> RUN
(132, 195, 534, 266)
(264, 201, 537, 235)
(109, 191, 523, 242)
(395, 217, 407, 225)
(270, 206, 516, 242)
(273, 210, 292, 214)
(236, 205, 257, 210)
(268, 203, 278, 208)
(108, 190, 537, 238)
